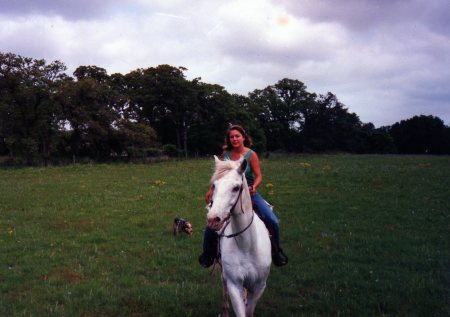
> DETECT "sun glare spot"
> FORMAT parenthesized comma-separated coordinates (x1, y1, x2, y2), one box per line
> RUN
(277, 15, 289, 27)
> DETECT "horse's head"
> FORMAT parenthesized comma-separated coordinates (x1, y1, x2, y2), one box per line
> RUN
(206, 155, 251, 231)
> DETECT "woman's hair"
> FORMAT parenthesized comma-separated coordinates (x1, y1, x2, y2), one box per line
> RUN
(223, 124, 253, 150)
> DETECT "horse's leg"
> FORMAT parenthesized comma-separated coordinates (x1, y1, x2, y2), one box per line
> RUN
(245, 282, 267, 317)
(220, 275, 229, 317)
(227, 283, 246, 317)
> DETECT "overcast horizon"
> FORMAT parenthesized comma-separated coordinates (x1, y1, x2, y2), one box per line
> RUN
(1, 0, 449, 127)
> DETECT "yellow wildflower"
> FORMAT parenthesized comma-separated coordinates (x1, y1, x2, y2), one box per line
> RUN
(153, 179, 166, 186)
(323, 164, 332, 172)
(300, 162, 311, 174)
(300, 162, 311, 169)
(265, 183, 274, 195)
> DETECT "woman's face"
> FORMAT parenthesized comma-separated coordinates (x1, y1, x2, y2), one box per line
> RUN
(229, 129, 245, 148)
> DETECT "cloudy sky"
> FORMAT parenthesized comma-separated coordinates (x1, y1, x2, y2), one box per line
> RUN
(1, 0, 449, 127)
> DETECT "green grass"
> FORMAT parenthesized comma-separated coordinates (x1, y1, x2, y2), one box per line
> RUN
(1, 155, 449, 316)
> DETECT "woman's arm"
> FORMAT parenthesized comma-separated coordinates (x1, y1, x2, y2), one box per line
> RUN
(249, 151, 262, 195)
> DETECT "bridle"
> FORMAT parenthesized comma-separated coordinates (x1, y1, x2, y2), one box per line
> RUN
(219, 211, 255, 239)
(217, 174, 255, 239)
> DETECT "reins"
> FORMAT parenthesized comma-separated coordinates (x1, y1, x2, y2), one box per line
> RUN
(218, 174, 255, 239)
(219, 211, 255, 238)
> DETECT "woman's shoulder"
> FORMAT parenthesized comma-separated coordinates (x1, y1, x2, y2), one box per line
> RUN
(221, 150, 231, 160)
(247, 148, 259, 160)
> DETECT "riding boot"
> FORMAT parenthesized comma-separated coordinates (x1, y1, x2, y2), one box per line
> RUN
(272, 245, 288, 267)
(199, 228, 219, 268)
(269, 228, 288, 266)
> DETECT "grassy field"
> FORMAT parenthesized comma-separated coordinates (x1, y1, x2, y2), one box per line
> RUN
(0, 155, 449, 316)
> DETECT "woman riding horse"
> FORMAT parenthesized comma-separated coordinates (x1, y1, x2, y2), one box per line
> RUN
(199, 124, 288, 267)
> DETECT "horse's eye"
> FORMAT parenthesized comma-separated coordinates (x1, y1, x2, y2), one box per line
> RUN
(232, 186, 240, 192)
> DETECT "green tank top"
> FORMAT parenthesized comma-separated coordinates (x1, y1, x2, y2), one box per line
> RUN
(224, 150, 255, 185)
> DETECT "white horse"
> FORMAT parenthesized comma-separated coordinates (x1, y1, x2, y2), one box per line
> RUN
(207, 156, 272, 317)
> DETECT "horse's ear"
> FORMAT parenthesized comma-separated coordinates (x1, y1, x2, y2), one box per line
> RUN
(214, 155, 220, 163)
(238, 157, 247, 175)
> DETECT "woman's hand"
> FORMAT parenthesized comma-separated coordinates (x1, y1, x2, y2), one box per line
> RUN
(249, 185, 257, 196)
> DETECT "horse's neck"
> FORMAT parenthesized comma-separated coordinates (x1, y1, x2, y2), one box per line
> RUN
(230, 207, 252, 227)
(228, 192, 255, 240)
(227, 211, 259, 255)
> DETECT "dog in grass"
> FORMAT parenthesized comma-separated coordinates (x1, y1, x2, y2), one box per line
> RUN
(173, 217, 193, 237)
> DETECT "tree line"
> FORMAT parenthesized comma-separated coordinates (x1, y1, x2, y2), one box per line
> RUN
(1, 52, 449, 166)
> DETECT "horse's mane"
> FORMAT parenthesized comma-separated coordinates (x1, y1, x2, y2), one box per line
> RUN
(210, 159, 241, 184)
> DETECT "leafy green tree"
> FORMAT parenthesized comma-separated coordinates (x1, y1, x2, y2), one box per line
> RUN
(389, 115, 450, 154)
(111, 119, 158, 160)
(73, 65, 109, 83)
(248, 78, 316, 151)
(342, 123, 397, 154)
(187, 82, 263, 155)
(363, 125, 397, 154)
(108, 72, 135, 121)
(0, 52, 67, 165)
(5, 50, 449, 162)
(126, 65, 195, 155)
(300, 92, 368, 152)
(232, 94, 266, 153)
(57, 66, 119, 161)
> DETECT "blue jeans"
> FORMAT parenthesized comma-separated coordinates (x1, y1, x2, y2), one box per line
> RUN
(251, 191, 281, 248)
(203, 191, 281, 253)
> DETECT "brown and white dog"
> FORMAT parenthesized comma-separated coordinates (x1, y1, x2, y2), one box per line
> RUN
(173, 217, 193, 237)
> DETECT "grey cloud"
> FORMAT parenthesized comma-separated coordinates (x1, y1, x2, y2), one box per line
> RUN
(0, 0, 138, 20)
(279, 0, 450, 34)
(210, 19, 339, 71)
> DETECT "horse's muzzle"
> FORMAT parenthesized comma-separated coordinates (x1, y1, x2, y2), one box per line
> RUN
(207, 216, 224, 231)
